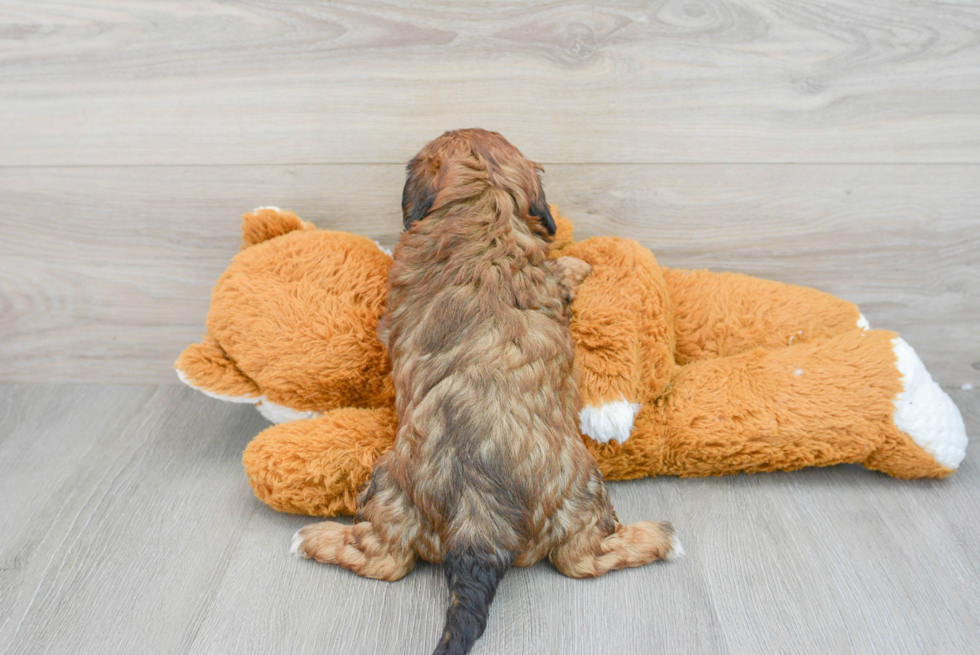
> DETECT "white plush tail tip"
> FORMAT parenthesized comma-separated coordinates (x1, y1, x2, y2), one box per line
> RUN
(891, 338, 968, 469)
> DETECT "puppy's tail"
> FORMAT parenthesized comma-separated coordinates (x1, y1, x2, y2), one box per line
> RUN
(432, 547, 513, 655)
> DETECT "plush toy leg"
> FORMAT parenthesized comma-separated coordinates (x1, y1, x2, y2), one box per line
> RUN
(587, 329, 965, 480)
(662, 268, 865, 364)
(561, 237, 676, 444)
(243, 407, 397, 517)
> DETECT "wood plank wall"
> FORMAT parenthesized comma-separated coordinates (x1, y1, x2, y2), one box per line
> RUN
(2, 0, 978, 386)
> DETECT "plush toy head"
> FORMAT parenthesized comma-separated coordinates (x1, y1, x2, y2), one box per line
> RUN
(176, 208, 395, 423)
(177, 207, 577, 424)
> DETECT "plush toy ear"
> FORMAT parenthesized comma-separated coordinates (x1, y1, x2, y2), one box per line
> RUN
(401, 156, 440, 230)
(241, 207, 314, 248)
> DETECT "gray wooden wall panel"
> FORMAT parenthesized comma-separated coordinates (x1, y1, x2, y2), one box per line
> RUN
(2, 164, 977, 386)
(1, 0, 979, 166)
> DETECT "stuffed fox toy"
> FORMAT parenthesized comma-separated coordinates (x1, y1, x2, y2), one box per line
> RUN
(176, 207, 968, 517)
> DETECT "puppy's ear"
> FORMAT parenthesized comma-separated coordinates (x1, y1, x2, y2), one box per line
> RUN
(402, 157, 439, 230)
(529, 190, 556, 237)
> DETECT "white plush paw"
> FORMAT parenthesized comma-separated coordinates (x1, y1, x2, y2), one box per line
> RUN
(579, 399, 641, 444)
(857, 314, 870, 330)
(252, 205, 282, 212)
(177, 368, 322, 424)
(174, 368, 260, 404)
(666, 536, 685, 561)
(256, 400, 323, 424)
(891, 337, 968, 469)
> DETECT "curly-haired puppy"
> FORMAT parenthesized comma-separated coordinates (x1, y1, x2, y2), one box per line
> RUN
(292, 129, 681, 655)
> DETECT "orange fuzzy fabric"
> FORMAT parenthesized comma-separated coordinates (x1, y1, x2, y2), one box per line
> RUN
(176, 207, 959, 517)
(197, 211, 394, 413)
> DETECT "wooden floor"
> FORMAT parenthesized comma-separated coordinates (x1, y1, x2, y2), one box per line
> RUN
(1, 384, 977, 654)
(2, 1, 978, 653)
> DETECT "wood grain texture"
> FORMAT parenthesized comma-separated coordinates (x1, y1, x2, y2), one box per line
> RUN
(0, 385, 266, 654)
(189, 478, 726, 655)
(681, 387, 980, 655)
(2, 164, 977, 385)
(0, 384, 155, 602)
(1, 384, 976, 654)
(2, 0, 979, 165)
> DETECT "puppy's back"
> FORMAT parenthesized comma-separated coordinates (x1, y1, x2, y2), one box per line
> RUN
(387, 235, 582, 556)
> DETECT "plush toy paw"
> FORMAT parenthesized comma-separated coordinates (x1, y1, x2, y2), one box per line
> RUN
(579, 399, 642, 444)
(175, 366, 324, 423)
(891, 337, 968, 470)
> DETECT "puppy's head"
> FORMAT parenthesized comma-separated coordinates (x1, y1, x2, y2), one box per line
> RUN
(401, 128, 555, 238)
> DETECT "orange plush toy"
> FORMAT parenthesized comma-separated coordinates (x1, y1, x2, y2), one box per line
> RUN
(176, 207, 968, 517)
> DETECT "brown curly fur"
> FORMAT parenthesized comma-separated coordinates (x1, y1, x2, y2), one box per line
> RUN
(292, 129, 677, 652)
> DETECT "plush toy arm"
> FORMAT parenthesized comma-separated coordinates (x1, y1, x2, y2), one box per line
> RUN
(586, 329, 966, 480)
(662, 268, 864, 365)
(243, 407, 398, 517)
(560, 237, 676, 444)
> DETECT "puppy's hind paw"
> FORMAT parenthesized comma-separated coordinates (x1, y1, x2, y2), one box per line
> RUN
(290, 529, 308, 558)
(666, 536, 685, 561)
(289, 521, 348, 564)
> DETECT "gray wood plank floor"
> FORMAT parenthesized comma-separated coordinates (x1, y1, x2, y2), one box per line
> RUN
(1, 383, 977, 655)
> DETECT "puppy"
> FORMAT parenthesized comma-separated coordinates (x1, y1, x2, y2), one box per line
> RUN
(292, 129, 680, 655)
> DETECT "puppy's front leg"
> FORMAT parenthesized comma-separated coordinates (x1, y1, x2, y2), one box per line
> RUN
(551, 256, 592, 301)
